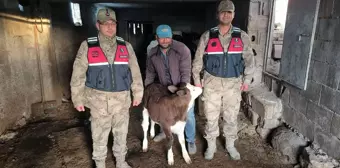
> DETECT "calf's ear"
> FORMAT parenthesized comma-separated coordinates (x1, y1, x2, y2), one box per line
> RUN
(176, 90, 186, 96)
(168, 85, 178, 93)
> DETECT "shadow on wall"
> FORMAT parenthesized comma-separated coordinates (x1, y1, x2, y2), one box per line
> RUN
(0, 9, 56, 135)
(50, 2, 87, 100)
(0, 2, 87, 135)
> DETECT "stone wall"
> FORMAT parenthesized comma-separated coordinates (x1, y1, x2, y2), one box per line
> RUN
(281, 0, 340, 159)
(247, 0, 270, 86)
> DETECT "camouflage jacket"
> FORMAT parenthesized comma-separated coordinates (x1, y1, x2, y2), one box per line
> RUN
(70, 33, 143, 107)
(192, 25, 255, 86)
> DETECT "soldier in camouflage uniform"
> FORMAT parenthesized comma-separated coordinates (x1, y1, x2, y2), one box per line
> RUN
(70, 8, 143, 168)
(192, 0, 255, 160)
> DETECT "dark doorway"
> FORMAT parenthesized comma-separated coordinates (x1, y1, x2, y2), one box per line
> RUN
(127, 21, 153, 80)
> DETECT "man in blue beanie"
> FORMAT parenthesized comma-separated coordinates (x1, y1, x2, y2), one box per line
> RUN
(145, 24, 197, 155)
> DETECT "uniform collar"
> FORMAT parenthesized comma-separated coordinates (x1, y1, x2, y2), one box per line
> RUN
(218, 24, 233, 36)
(98, 32, 116, 45)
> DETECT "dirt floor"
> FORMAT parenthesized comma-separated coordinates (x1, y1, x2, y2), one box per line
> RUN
(0, 102, 294, 168)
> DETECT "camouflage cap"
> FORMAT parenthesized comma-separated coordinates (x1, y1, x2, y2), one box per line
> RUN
(218, 0, 235, 13)
(97, 8, 116, 22)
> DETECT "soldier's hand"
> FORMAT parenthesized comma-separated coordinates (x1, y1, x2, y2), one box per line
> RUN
(195, 82, 203, 88)
(75, 106, 85, 112)
(240, 84, 249, 91)
(132, 100, 141, 106)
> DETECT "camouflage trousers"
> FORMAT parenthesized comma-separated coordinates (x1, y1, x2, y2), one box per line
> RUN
(201, 74, 242, 144)
(85, 88, 131, 161)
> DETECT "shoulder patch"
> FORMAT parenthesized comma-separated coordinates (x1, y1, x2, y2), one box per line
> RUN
(87, 37, 98, 45)
(210, 27, 219, 32)
(116, 36, 126, 45)
(232, 27, 241, 33)
(116, 36, 124, 42)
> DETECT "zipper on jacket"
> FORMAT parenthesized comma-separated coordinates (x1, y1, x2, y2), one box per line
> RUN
(110, 64, 115, 90)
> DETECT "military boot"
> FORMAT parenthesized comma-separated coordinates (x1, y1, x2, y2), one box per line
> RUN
(116, 156, 131, 168)
(95, 160, 106, 168)
(204, 138, 216, 160)
(226, 141, 241, 160)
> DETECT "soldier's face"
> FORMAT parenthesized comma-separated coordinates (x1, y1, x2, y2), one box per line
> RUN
(96, 20, 117, 37)
(218, 11, 234, 25)
(157, 37, 172, 49)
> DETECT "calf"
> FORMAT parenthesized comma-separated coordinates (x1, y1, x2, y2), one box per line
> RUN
(141, 83, 202, 165)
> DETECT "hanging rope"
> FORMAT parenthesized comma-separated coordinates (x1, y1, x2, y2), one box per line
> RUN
(35, 16, 43, 33)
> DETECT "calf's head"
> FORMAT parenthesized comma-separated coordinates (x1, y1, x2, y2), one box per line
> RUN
(168, 83, 203, 108)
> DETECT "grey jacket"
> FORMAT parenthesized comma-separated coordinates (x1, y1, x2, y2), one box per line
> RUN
(145, 40, 192, 87)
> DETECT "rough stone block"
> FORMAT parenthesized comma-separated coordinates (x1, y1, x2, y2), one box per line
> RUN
(320, 86, 340, 114)
(319, 0, 334, 18)
(334, 0, 340, 17)
(249, 85, 283, 120)
(326, 65, 340, 89)
(281, 86, 290, 105)
(312, 40, 326, 63)
(314, 105, 334, 133)
(247, 108, 259, 126)
(325, 41, 340, 67)
(295, 112, 315, 141)
(308, 60, 315, 81)
(248, 17, 269, 30)
(329, 136, 340, 159)
(317, 19, 339, 41)
(315, 125, 340, 159)
(311, 61, 328, 84)
(259, 118, 281, 129)
(283, 104, 295, 126)
(302, 80, 322, 104)
(271, 126, 308, 164)
(307, 101, 333, 133)
(331, 113, 340, 139)
(320, 86, 336, 111)
(299, 145, 340, 168)
(251, 96, 265, 118)
(314, 125, 330, 152)
(289, 90, 308, 115)
(306, 101, 317, 121)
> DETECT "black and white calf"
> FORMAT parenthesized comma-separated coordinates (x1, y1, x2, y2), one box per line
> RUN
(141, 83, 202, 165)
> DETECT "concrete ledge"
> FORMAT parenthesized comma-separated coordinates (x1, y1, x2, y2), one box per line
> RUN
(244, 84, 283, 139)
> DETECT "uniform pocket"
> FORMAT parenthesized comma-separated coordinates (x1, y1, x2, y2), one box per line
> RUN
(203, 72, 214, 87)
(204, 55, 221, 76)
(96, 70, 106, 89)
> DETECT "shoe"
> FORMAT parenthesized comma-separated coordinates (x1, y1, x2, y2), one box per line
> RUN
(188, 142, 197, 155)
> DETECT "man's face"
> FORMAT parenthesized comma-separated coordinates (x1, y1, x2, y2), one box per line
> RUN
(157, 36, 172, 49)
(96, 20, 117, 37)
(218, 11, 235, 25)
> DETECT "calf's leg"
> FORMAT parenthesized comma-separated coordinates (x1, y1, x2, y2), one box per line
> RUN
(142, 108, 150, 152)
(172, 121, 192, 164)
(163, 126, 174, 165)
(150, 120, 156, 138)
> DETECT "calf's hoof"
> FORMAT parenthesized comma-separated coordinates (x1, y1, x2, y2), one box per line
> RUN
(184, 156, 192, 164)
(167, 159, 174, 166)
(142, 140, 148, 152)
